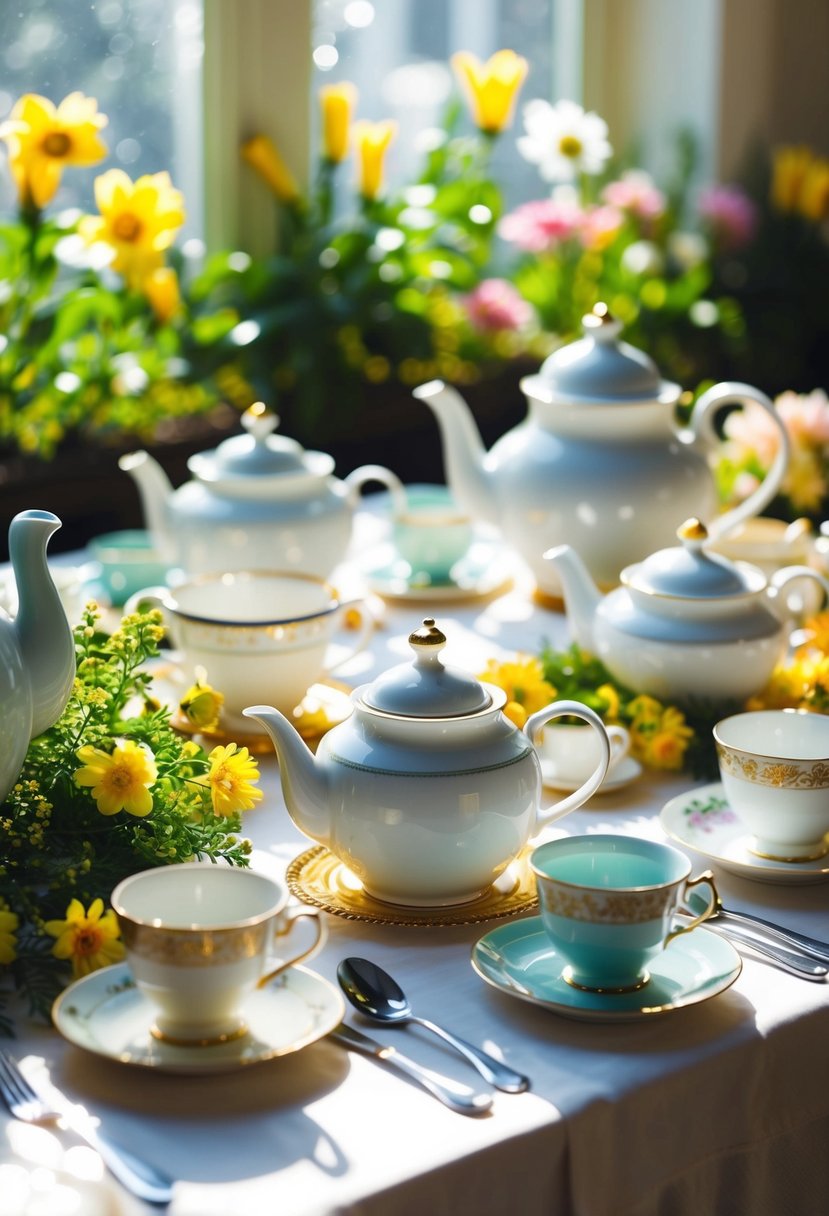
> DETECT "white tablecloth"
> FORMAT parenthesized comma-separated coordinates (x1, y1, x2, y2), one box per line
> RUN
(3, 516, 829, 1216)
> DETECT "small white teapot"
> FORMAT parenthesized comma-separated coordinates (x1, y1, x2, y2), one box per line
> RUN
(119, 402, 402, 579)
(245, 618, 611, 907)
(547, 518, 829, 705)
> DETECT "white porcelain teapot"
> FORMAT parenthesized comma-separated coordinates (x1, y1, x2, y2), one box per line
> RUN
(415, 305, 790, 601)
(1, 510, 76, 802)
(245, 618, 611, 907)
(119, 402, 402, 579)
(547, 518, 829, 705)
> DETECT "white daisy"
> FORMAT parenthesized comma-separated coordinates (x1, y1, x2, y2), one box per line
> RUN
(517, 98, 612, 183)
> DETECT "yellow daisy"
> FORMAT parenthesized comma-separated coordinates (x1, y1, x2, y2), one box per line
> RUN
(45, 898, 125, 978)
(74, 739, 158, 817)
(0, 91, 108, 209)
(200, 743, 263, 817)
(479, 656, 557, 728)
(451, 49, 528, 134)
(80, 169, 185, 289)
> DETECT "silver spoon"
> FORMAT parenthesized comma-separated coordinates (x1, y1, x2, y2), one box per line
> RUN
(686, 888, 829, 965)
(337, 957, 530, 1093)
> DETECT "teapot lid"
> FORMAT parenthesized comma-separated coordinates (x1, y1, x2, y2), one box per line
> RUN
(531, 304, 678, 405)
(362, 619, 494, 718)
(624, 519, 767, 599)
(189, 403, 334, 482)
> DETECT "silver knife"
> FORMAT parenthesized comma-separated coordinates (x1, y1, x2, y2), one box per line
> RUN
(329, 1023, 493, 1116)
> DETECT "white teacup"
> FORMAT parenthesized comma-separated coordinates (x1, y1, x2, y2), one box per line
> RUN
(126, 571, 372, 730)
(537, 722, 631, 787)
(531, 834, 717, 993)
(111, 863, 325, 1045)
(714, 709, 829, 860)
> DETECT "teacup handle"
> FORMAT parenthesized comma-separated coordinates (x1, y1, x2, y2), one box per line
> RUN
(322, 598, 374, 676)
(686, 382, 790, 540)
(607, 724, 631, 769)
(525, 700, 611, 830)
(768, 566, 829, 620)
(666, 870, 718, 947)
(257, 905, 326, 989)
(344, 464, 408, 517)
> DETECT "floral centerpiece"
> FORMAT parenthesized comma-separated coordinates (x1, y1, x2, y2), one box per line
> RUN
(0, 91, 231, 459)
(0, 605, 260, 1032)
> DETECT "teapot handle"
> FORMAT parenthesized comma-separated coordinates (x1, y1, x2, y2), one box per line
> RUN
(524, 701, 611, 832)
(686, 382, 790, 540)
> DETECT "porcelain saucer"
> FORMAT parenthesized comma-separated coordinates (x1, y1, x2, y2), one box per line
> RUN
(362, 539, 512, 602)
(540, 755, 643, 794)
(471, 917, 741, 1023)
(660, 782, 829, 886)
(52, 963, 344, 1074)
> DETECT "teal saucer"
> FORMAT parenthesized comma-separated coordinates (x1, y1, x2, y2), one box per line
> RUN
(364, 539, 512, 602)
(471, 916, 741, 1023)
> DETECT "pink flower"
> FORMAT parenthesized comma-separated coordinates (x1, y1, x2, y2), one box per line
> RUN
(498, 192, 583, 252)
(697, 184, 758, 251)
(723, 401, 783, 468)
(578, 203, 624, 250)
(464, 278, 533, 332)
(602, 170, 666, 222)
(775, 388, 829, 448)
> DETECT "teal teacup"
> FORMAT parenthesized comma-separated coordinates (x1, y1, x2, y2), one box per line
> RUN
(531, 834, 717, 993)
(87, 529, 171, 606)
(392, 486, 473, 583)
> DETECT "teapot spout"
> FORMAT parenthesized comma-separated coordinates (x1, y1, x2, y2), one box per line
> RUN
(9, 510, 75, 737)
(543, 544, 601, 652)
(243, 706, 331, 846)
(413, 380, 498, 527)
(118, 450, 177, 564)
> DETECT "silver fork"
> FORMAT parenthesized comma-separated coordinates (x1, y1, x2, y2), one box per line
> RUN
(0, 1050, 174, 1206)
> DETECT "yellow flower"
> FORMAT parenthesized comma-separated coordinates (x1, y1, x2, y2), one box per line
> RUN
(479, 656, 557, 719)
(353, 120, 397, 201)
(747, 658, 816, 710)
(800, 611, 829, 656)
(44, 898, 124, 979)
(627, 694, 664, 728)
(74, 739, 158, 817)
(320, 82, 357, 164)
(0, 91, 108, 209)
(771, 145, 813, 212)
(502, 700, 529, 729)
(596, 682, 621, 722)
(798, 156, 829, 222)
(179, 678, 224, 731)
(200, 743, 263, 816)
(241, 134, 301, 203)
(0, 901, 19, 966)
(80, 169, 186, 289)
(143, 266, 182, 324)
(451, 49, 528, 134)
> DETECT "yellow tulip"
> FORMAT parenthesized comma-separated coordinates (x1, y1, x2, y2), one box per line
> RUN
(144, 266, 182, 324)
(770, 145, 814, 213)
(241, 134, 300, 203)
(353, 119, 397, 201)
(320, 82, 357, 164)
(798, 156, 829, 222)
(451, 49, 528, 134)
(0, 91, 108, 210)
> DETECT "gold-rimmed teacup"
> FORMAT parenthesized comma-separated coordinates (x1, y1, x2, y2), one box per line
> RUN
(714, 709, 829, 861)
(111, 863, 325, 1046)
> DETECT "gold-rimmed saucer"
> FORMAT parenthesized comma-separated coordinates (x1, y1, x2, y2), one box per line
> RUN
(285, 844, 539, 927)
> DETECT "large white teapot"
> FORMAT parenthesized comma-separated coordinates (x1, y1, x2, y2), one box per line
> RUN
(119, 402, 402, 579)
(415, 305, 790, 601)
(547, 518, 829, 705)
(245, 618, 611, 907)
(1, 510, 76, 802)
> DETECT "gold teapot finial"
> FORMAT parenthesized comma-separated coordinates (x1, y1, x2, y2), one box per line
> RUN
(677, 518, 709, 542)
(409, 618, 447, 649)
(242, 401, 279, 441)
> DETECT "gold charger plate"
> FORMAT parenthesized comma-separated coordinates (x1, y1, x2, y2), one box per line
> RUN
(286, 844, 538, 927)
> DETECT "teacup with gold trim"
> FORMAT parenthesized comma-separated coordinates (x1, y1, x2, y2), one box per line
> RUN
(714, 708, 829, 861)
(531, 834, 716, 993)
(112, 863, 325, 1046)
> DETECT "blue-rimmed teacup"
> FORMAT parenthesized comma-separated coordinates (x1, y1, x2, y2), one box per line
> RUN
(531, 834, 717, 993)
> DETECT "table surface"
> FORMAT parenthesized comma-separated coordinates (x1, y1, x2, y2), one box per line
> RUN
(3, 515, 829, 1216)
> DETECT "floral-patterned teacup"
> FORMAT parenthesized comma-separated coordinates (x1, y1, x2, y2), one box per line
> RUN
(714, 709, 829, 861)
(112, 863, 325, 1046)
(531, 835, 716, 993)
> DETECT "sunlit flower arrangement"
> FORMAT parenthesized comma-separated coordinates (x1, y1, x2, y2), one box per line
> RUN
(0, 91, 229, 458)
(0, 606, 259, 1032)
